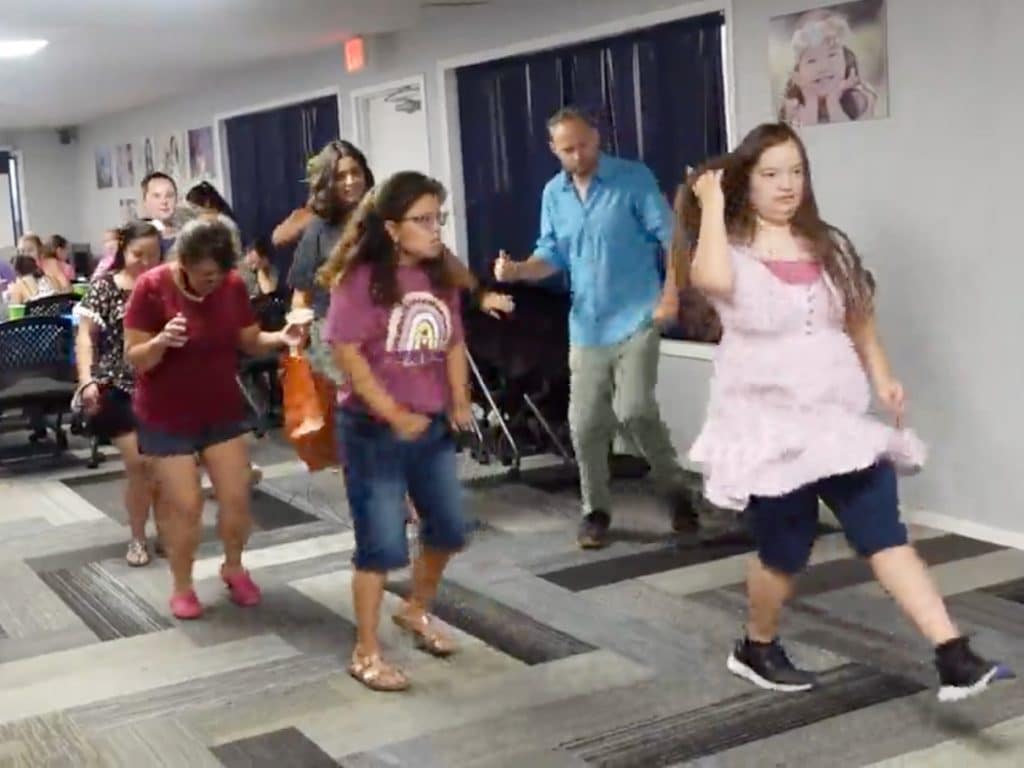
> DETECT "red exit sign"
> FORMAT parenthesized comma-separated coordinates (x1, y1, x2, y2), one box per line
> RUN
(345, 37, 366, 72)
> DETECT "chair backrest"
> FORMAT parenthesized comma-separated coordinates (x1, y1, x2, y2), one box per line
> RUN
(25, 293, 79, 318)
(252, 294, 288, 332)
(0, 317, 76, 388)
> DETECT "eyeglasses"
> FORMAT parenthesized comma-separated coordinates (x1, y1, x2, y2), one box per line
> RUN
(401, 212, 449, 229)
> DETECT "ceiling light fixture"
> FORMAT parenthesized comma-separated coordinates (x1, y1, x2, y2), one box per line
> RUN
(0, 40, 49, 59)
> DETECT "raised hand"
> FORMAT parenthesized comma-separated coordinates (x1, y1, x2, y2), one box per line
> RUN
(493, 250, 518, 283)
(692, 169, 725, 209)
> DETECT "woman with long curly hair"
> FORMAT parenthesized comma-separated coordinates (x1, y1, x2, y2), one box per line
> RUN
(320, 172, 472, 691)
(680, 122, 1010, 701)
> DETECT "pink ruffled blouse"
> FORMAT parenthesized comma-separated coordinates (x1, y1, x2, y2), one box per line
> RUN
(689, 247, 925, 510)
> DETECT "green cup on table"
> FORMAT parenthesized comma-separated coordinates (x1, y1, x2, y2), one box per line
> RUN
(72, 282, 89, 298)
(7, 304, 25, 320)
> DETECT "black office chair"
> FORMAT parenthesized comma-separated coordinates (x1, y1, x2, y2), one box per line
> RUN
(25, 293, 80, 318)
(0, 316, 77, 454)
(238, 294, 288, 436)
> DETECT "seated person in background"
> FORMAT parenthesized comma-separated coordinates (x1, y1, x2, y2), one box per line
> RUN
(0, 246, 16, 290)
(91, 229, 121, 281)
(4, 254, 56, 304)
(36, 244, 73, 294)
(239, 237, 279, 299)
(49, 234, 76, 282)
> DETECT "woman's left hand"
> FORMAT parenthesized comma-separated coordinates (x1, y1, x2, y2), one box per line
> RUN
(449, 399, 474, 432)
(480, 291, 515, 318)
(876, 377, 906, 426)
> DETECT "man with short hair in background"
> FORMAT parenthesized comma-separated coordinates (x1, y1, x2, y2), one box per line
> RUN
(140, 171, 179, 251)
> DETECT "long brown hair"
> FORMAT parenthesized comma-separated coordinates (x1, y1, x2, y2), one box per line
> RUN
(316, 171, 454, 307)
(674, 122, 874, 320)
(307, 140, 375, 226)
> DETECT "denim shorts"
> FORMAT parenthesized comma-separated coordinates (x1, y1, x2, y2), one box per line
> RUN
(339, 409, 468, 572)
(137, 420, 250, 458)
(747, 462, 909, 574)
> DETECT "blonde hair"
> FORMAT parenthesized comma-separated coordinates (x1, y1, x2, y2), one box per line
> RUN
(791, 10, 852, 58)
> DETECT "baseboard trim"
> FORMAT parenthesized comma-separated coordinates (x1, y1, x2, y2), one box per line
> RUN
(903, 509, 1024, 552)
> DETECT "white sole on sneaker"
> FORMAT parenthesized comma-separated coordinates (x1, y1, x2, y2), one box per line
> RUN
(726, 653, 815, 693)
(938, 665, 1000, 703)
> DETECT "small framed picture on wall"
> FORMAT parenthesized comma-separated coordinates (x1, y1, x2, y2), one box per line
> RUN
(769, 0, 889, 127)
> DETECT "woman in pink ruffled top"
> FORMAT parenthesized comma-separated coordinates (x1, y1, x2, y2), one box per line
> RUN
(682, 123, 1009, 702)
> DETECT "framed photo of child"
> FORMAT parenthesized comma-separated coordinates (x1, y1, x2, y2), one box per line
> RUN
(769, 0, 889, 127)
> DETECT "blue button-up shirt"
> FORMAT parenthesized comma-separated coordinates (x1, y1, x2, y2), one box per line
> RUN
(534, 154, 672, 347)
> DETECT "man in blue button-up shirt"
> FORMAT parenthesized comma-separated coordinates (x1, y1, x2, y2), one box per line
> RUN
(495, 107, 708, 549)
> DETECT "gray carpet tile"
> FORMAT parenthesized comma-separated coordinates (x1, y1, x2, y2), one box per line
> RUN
(537, 535, 763, 592)
(36, 562, 172, 641)
(213, 727, 340, 767)
(983, 575, 1024, 603)
(387, 577, 597, 665)
(69, 653, 342, 733)
(90, 719, 225, 768)
(557, 664, 925, 767)
(63, 470, 321, 530)
(176, 584, 359, 657)
(2, 443, 1023, 765)
(0, 713, 100, 767)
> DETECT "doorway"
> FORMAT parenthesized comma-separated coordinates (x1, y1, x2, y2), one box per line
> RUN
(0, 150, 25, 249)
(352, 76, 431, 181)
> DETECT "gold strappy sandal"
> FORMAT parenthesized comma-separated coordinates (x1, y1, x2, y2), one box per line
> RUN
(348, 650, 409, 692)
(392, 611, 457, 657)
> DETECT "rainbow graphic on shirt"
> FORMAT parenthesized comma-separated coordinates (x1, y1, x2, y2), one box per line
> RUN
(385, 291, 452, 365)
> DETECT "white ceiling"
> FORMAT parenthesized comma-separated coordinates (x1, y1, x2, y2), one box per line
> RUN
(0, 0, 489, 130)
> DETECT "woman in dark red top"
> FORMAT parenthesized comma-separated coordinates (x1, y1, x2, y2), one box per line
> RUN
(124, 216, 302, 620)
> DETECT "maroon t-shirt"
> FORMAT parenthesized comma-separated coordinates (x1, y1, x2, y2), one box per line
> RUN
(323, 264, 463, 416)
(124, 263, 256, 434)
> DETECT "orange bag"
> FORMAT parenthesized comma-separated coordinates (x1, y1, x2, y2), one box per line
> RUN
(281, 351, 338, 471)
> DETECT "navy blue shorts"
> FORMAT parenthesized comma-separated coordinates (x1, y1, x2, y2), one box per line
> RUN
(339, 409, 468, 572)
(747, 462, 909, 574)
(137, 420, 249, 457)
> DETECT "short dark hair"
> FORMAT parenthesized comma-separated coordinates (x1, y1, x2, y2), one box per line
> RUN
(547, 105, 599, 133)
(174, 215, 239, 272)
(48, 234, 69, 251)
(141, 171, 177, 196)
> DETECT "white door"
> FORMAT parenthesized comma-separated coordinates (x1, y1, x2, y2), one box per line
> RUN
(355, 79, 431, 181)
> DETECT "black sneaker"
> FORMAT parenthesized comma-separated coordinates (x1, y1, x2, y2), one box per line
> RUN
(935, 637, 1013, 703)
(577, 510, 611, 549)
(727, 638, 817, 692)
